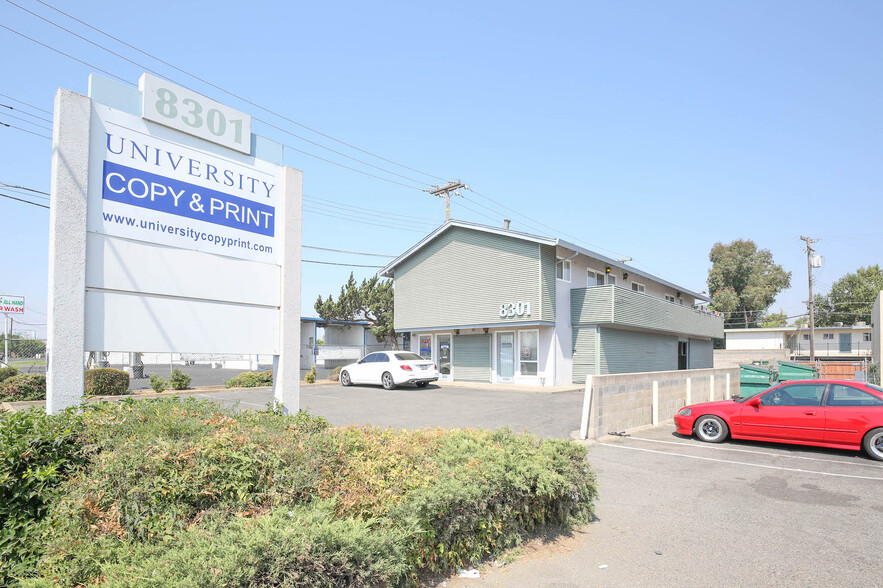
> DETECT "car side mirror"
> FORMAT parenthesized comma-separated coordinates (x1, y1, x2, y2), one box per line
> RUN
(746, 396, 762, 407)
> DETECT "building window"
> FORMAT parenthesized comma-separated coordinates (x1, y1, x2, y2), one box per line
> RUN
(678, 297, 684, 305)
(802, 334, 810, 341)
(587, 270, 604, 286)
(607, 274, 616, 286)
(664, 294, 675, 303)
(556, 259, 571, 281)
(823, 333, 835, 340)
(518, 330, 538, 376)
(864, 333, 872, 342)
(632, 282, 645, 293)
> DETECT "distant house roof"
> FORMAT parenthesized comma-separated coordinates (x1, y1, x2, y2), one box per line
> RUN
(301, 316, 372, 326)
(379, 220, 710, 302)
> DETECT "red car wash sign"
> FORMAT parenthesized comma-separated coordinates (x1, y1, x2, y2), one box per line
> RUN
(0, 295, 25, 314)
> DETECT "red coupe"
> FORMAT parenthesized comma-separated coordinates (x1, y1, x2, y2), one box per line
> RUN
(674, 379, 883, 461)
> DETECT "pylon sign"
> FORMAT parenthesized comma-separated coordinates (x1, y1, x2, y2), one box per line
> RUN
(46, 73, 301, 413)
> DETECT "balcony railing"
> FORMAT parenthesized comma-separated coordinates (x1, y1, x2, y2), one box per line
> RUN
(571, 285, 724, 339)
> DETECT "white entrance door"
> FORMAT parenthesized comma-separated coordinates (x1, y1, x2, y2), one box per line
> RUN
(497, 332, 515, 383)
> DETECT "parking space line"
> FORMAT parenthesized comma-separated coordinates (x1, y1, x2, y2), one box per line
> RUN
(599, 443, 883, 481)
(626, 436, 883, 469)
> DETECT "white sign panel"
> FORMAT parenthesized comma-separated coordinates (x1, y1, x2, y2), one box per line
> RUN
(88, 102, 280, 264)
(140, 74, 252, 154)
(0, 295, 25, 314)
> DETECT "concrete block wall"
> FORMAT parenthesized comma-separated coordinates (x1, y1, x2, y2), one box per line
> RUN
(713, 349, 788, 368)
(582, 367, 740, 439)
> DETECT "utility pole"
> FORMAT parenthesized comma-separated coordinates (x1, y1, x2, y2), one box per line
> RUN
(800, 236, 817, 362)
(427, 181, 467, 222)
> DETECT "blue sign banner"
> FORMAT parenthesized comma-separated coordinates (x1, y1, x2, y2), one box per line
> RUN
(102, 160, 275, 237)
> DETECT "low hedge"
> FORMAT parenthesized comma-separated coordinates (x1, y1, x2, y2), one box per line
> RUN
(84, 368, 130, 396)
(225, 370, 273, 388)
(0, 374, 46, 402)
(4, 398, 597, 587)
(0, 366, 19, 384)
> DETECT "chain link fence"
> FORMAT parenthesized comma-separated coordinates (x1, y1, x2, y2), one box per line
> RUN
(0, 337, 47, 374)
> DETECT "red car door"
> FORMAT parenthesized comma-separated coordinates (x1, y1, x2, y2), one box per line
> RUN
(739, 383, 827, 442)
(824, 383, 883, 446)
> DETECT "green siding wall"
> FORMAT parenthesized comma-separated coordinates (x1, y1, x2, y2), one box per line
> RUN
(599, 328, 678, 374)
(452, 334, 491, 382)
(689, 338, 713, 368)
(572, 326, 598, 384)
(394, 227, 546, 330)
(539, 244, 557, 323)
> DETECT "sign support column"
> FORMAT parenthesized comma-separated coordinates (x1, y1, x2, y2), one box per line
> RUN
(47, 89, 90, 413)
(273, 166, 302, 412)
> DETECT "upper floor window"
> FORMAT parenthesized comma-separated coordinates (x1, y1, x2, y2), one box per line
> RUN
(822, 333, 835, 340)
(607, 274, 616, 286)
(588, 270, 605, 286)
(631, 282, 645, 294)
(864, 332, 872, 342)
(678, 297, 684, 305)
(665, 294, 675, 303)
(556, 259, 571, 281)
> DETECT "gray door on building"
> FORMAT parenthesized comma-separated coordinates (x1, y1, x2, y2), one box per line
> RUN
(437, 334, 452, 379)
(839, 333, 852, 353)
(497, 332, 515, 382)
(452, 334, 491, 382)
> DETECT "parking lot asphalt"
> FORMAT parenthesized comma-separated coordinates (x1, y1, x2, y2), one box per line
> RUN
(441, 424, 883, 587)
(184, 382, 586, 439)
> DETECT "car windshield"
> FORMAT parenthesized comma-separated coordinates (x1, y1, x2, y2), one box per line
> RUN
(733, 386, 776, 403)
(867, 383, 883, 394)
(394, 352, 424, 361)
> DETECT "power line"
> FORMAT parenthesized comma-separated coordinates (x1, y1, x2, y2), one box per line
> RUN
(0, 111, 51, 131)
(303, 245, 395, 258)
(302, 259, 383, 269)
(303, 206, 426, 233)
(19, 0, 449, 183)
(304, 194, 437, 225)
(0, 191, 50, 209)
(0, 92, 52, 114)
(0, 103, 53, 124)
(0, 119, 52, 140)
(0, 24, 131, 84)
(0, 182, 50, 196)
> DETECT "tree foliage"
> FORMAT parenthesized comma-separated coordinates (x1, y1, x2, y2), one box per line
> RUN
(813, 265, 883, 327)
(315, 272, 396, 345)
(707, 239, 792, 329)
(759, 310, 788, 328)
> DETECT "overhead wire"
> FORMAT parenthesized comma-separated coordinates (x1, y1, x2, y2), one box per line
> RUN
(303, 245, 394, 258)
(0, 103, 53, 124)
(0, 191, 50, 208)
(0, 92, 52, 114)
(0, 120, 52, 140)
(6, 0, 444, 188)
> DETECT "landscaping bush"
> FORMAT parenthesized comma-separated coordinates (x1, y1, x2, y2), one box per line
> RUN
(0, 408, 87, 583)
(225, 370, 273, 388)
(169, 368, 192, 390)
(305, 365, 317, 384)
(0, 374, 46, 402)
(0, 366, 19, 384)
(329, 366, 342, 382)
(6, 398, 595, 587)
(84, 368, 130, 396)
(148, 374, 168, 393)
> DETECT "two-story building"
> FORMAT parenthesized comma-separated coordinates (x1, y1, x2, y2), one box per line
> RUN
(380, 221, 724, 386)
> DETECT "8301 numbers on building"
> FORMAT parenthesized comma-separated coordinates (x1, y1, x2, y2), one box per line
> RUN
(499, 302, 531, 318)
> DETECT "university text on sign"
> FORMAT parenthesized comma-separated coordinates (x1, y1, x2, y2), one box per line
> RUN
(91, 103, 281, 263)
(0, 295, 25, 314)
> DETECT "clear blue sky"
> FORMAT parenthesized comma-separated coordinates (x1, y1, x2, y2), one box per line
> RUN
(2, 0, 882, 338)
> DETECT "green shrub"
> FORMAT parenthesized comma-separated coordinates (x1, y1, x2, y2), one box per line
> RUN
(148, 374, 168, 393)
(14, 399, 595, 587)
(0, 366, 19, 383)
(305, 365, 317, 384)
(0, 373, 47, 402)
(0, 408, 87, 583)
(84, 368, 130, 396)
(169, 368, 192, 390)
(225, 370, 273, 388)
(329, 366, 342, 382)
(869, 363, 880, 386)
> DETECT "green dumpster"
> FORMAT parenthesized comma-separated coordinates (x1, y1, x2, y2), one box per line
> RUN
(776, 360, 819, 382)
(739, 364, 775, 399)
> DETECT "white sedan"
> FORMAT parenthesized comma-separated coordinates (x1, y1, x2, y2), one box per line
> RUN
(339, 351, 438, 390)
